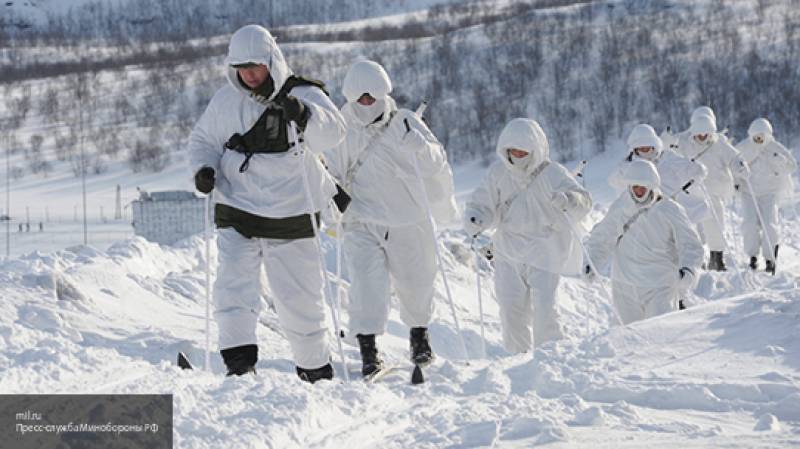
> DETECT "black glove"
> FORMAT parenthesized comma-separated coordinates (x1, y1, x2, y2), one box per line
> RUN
(734, 184, 740, 192)
(585, 264, 592, 275)
(194, 166, 215, 194)
(333, 184, 351, 213)
(279, 95, 310, 130)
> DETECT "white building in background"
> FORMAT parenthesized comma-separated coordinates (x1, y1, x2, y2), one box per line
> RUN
(131, 190, 209, 245)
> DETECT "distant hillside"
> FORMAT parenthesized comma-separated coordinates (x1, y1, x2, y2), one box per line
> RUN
(1, 0, 798, 188)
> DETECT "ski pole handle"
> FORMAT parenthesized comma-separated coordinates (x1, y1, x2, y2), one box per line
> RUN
(403, 100, 428, 135)
(415, 101, 428, 117)
(669, 179, 695, 200)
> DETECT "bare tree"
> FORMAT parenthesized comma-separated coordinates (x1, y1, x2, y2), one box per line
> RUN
(128, 127, 169, 173)
(38, 86, 60, 124)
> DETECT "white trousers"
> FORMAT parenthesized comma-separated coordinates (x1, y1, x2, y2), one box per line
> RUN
(612, 280, 677, 325)
(214, 228, 330, 369)
(494, 259, 564, 353)
(344, 220, 437, 336)
(700, 194, 727, 251)
(741, 192, 779, 260)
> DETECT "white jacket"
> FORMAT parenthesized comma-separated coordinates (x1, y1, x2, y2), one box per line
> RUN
(609, 148, 709, 223)
(677, 134, 741, 199)
(188, 25, 346, 219)
(323, 97, 448, 226)
(587, 193, 704, 288)
(735, 136, 797, 198)
(466, 119, 591, 275)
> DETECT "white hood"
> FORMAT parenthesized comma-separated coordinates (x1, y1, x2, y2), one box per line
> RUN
(342, 60, 393, 103)
(496, 118, 550, 176)
(747, 118, 775, 144)
(691, 106, 716, 125)
(224, 24, 292, 103)
(627, 124, 663, 160)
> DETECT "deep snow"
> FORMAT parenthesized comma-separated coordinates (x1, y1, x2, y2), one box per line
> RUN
(1, 151, 799, 448)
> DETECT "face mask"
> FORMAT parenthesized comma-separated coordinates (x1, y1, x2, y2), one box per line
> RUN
(353, 98, 386, 125)
(634, 148, 657, 161)
(693, 133, 717, 147)
(629, 185, 654, 204)
(507, 149, 533, 171)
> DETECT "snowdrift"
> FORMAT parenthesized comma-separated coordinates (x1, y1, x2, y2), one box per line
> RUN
(2, 220, 799, 447)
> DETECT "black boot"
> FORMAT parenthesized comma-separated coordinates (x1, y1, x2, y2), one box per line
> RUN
(765, 245, 779, 275)
(716, 251, 727, 271)
(749, 256, 758, 271)
(356, 334, 384, 377)
(410, 327, 434, 366)
(220, 344, 257, 376)
(765, 260, 776, 275)
(706, 251, 717, 271)
(709, 251, 726, 271)
(296, 363, 333, 384)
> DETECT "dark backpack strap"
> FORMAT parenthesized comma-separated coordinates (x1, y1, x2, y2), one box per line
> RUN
(275, 75, 329, 102)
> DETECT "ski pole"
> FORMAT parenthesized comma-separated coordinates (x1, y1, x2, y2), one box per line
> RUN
(289, 122, 350, 382)
(404, 113, 470, 361)
(334, 216, 346, 339)
(470, 236, 488, 359)
(204, 193, 211, 371)
(667, 180, 700, 307)
(559, 210, 626, 327)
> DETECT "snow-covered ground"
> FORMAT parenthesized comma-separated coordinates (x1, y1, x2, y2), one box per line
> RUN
(2, 151, 799, 448)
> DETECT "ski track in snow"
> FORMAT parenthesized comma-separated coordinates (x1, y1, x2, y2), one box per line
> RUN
(2, 154, 800, 448)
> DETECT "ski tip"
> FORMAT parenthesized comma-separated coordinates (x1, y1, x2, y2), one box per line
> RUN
(411, 365, 425, 385)
(177, 352, 193, 370)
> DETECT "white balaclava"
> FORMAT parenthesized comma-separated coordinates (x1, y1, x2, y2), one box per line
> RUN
(747, 118, 774, 145)
(623, 159, 661, 205)
(627, 124, 664, 161)
(507, 149, 533, 171)
(342, 60, 392, 126)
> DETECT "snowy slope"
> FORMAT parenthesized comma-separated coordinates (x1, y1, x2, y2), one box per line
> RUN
(2, 153, 799, 448)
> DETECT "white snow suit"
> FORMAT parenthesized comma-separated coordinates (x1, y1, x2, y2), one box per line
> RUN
(465, 118, 591, 352)
(323, 61, 451, 336)
(188, 25, 347, 370)
(588, 161, 704, 324)
(735, 119, 798, 261)
(676, 116, 743, 252)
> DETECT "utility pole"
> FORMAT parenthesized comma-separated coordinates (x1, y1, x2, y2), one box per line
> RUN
(76, 72, 89, 245)
(115, 184, 121, 219)
(4, 128, 10, 259)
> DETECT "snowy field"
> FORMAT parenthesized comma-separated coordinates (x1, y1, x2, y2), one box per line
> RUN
(2, 153, 800, 448)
